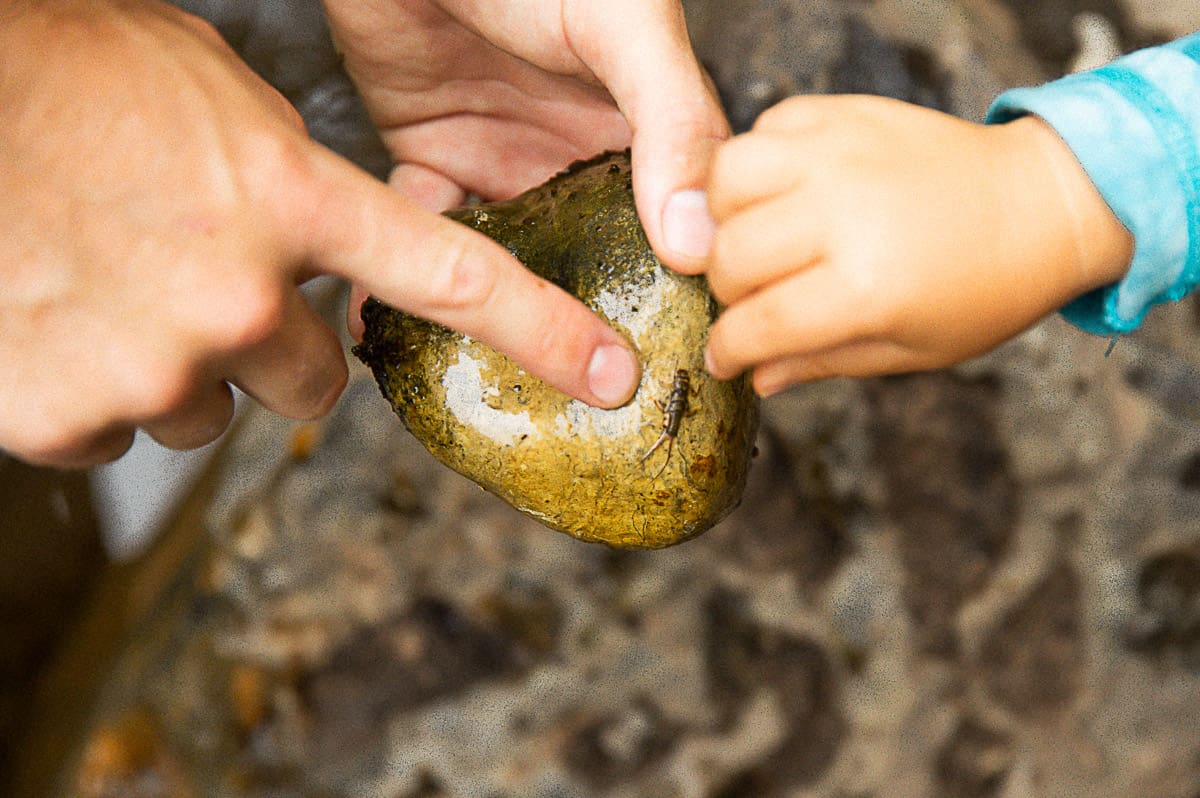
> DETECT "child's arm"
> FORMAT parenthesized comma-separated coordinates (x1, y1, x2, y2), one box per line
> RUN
(987, 32, 1200, 337)
(700, 32, 1200, 395)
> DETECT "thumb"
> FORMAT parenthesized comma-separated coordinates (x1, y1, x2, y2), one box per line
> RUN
(294, 146, 641, 408)
(568, 0, 729, 274)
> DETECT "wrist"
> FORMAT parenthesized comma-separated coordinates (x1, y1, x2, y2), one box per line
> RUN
(1001, 115, 1134, 304)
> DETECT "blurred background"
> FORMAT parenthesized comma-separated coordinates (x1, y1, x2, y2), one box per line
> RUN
(3, 0, 1200, 796)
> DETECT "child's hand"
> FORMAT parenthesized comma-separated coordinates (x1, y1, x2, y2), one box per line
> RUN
(698, 95, 1133, 395)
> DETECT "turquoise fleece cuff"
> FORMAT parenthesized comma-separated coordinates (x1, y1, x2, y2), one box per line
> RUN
(986, 32, 1200, 336)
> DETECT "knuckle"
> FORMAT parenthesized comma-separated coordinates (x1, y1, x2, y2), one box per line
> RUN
(753, 95, 814, 132)
(85, 429, 137, 465)
(838, 259, 891, 335)
(134, 367, 199, 419)
(222, 284, 287, 351)
(662, 104, 730, 150)
(423, 238, 498, 313)
(842, 258, 882, 300)
(241, 131, 315, 207)
(751, 102, 787, 133)
(10, 422, 130, 468)
(0, 390, 139, 467)
(174, 10, 224, 45)
(6, 424, 68, 465)
(151, 419, 225, 453)
(756, 295, 791, 343)
(271, 325, 349, 421)
(530, 293, 589, 365)
(794, 352, 837, 383)
(190, 18, 223, 46)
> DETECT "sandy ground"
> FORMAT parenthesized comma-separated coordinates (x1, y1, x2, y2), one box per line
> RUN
(6, 1, 1200, 797)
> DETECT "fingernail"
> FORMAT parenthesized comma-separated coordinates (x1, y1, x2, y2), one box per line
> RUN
(663, 190, 715, 260)
(587, 344, 639, 407)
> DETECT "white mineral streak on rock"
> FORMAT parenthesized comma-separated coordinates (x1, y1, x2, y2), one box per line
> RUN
(593, 282, 663, 342)
(443, 352, 539, 446)
(556, 397, 642, 441)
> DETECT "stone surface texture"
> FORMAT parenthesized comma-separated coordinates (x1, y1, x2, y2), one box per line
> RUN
(7, 1, 1200, 797)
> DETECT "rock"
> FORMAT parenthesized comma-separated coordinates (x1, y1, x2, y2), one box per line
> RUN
(354, 151, 759, 548)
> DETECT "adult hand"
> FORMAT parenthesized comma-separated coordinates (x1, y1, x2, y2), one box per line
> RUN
(702, 95, 1133, 395)
(322, 0, 730, 330)
(0, 0, 652, 468)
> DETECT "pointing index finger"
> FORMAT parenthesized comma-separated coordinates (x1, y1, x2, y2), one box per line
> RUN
(292, 146, 641, 408)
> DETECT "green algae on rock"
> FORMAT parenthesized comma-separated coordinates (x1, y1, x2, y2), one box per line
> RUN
(353, 151, 758, 548)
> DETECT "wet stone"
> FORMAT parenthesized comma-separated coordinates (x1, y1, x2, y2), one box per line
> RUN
(354, 151, 759, 549)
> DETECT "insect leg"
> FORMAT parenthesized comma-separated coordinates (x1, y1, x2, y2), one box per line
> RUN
(651, 435, 675, 479)
(639, 431, 670, 464)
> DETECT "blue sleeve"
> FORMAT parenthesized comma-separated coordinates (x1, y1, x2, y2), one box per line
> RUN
(986, 32, 1200, 336)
